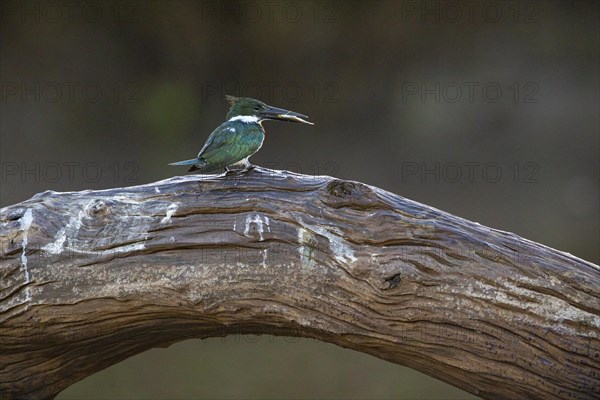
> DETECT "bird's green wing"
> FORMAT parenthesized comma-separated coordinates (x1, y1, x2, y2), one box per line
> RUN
(199, 123, 264, 167)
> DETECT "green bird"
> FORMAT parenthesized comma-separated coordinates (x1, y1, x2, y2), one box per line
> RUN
(169, 95, 313, 172)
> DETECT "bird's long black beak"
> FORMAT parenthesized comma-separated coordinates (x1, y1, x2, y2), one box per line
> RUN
(260, 105, 314, 125)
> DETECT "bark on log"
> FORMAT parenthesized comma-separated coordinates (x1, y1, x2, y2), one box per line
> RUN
(1, 167, 598, 400)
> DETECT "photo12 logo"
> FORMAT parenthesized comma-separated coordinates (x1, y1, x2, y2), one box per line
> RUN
(400, 81, 540, 104)
(1, 82, 139, 104)
(1, 1, 138, 24)
(399, 1, 540, 24)
(201, 81, 340, 104)
(199, 1, 340, 23)
(400, 161, 540, 183)
(1, 161, 140, 184)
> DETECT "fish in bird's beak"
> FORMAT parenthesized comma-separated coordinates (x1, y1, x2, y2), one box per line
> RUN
(260, 105, 314, 125)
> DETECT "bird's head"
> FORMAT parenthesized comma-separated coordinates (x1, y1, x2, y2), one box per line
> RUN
(225, 95, 313, 125)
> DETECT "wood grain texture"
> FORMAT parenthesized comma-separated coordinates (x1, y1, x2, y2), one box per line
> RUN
(1, 167, 599, 399)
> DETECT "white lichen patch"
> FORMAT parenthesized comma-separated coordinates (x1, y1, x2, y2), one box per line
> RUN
(370, 253, 379, 267)
(111, 195, 144, 204)
(41, 228, 67, 254)
(41, 199, 152, 257)
(42, 202, 89, 255)
(297, 218, 356, 264)
(69, 263, 211, 302)
(243, 213, 270, 241)
(298, 227, 316, 268)
(19, 208, 33, 302)
(442, 276, 600, 334)
(501, 277, 600, 330)
(261, 249, 268, 268)
(160, 203, 178, 224)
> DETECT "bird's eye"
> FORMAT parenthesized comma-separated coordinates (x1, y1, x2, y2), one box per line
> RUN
(254, 106, 260, 111)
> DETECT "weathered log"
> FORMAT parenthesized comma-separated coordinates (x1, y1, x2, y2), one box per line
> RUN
(0, 167, 598, 399)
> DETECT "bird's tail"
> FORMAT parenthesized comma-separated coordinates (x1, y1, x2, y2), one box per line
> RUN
(169, 158, 200, 166)
(168, 158, 209, 172)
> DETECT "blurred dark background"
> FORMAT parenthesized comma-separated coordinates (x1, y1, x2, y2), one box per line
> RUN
(1, 1, 598, 398)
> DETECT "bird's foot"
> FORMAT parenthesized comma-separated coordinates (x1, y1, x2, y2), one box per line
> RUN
(224, 164, 255, 176)
(242, 164, 256, 173)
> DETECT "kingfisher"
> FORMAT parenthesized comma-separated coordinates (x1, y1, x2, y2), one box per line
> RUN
(169, 95, 313, 173)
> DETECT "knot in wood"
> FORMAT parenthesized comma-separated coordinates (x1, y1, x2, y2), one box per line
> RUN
(4, 208, 25, 221)
(88, 199, 109, 217)
(384, 273, 402, 289)
(326, 180, 358, 198)
(322, 180, 384, 211)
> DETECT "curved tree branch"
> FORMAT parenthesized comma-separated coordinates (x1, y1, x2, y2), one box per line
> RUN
(1, 167, 598, 399)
